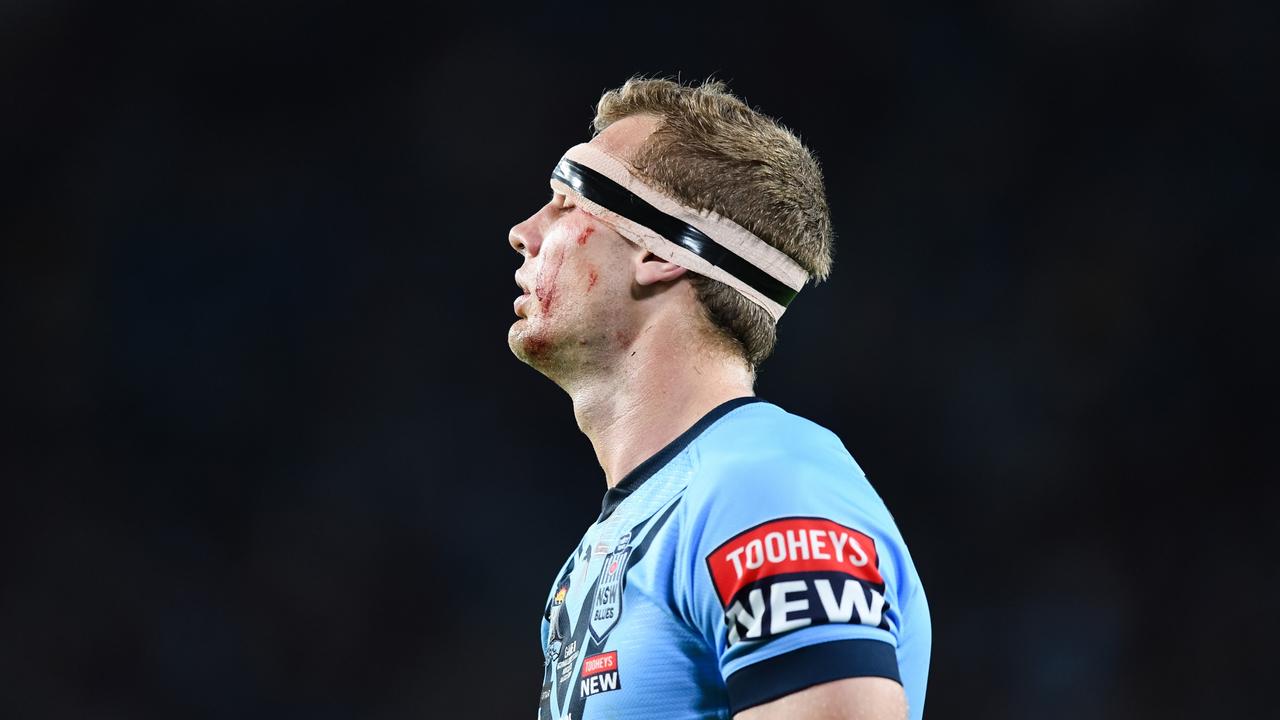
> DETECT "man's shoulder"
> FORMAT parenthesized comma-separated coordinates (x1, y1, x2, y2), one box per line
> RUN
(694, 400, 854, 472)
(678, 400, 907, 588)
(685, 401, 871, 505)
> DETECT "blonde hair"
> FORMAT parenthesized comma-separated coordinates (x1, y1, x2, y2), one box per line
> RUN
(592, 76, 834, 369)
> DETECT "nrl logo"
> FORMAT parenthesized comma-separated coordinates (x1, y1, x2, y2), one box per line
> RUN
(588, 532, 632, 643)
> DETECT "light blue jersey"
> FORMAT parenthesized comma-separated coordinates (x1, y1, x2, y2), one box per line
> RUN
(538, 398, 930, 719)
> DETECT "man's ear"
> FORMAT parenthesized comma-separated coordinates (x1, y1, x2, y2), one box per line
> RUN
(634, 252, 688, 286)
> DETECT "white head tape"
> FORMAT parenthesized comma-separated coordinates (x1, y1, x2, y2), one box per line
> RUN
(549, 143, 808, 321)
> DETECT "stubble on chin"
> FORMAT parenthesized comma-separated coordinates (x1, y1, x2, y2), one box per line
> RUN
(509, 319, 553, 365)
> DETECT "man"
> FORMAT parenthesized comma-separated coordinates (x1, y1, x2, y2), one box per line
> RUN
(508, 78, 930, 720)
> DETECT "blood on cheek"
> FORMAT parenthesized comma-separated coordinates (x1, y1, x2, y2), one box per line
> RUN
(534, 225, 600, 311)
(534, 247, 566, 314)
(523, 246, 578, 359)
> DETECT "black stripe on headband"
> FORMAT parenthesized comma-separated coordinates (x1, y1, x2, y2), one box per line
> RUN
(553, 158, 800, 308)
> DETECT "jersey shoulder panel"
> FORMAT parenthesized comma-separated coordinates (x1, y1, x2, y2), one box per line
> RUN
(684, 402, 891, 527)
(675, 402, 926, 715)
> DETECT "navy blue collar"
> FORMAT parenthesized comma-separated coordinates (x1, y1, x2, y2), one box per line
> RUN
(598, 396, 764, 521)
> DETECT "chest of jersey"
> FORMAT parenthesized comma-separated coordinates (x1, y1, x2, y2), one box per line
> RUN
(538, 458, 728, 720)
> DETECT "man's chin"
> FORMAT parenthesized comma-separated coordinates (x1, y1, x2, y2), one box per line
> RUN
(508, 322, 555, 365)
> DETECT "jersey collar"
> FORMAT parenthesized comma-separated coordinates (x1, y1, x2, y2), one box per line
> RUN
(598, 396, 764, 521)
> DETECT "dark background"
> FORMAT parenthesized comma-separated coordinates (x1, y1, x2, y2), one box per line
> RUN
(3, 1, 1276, 718)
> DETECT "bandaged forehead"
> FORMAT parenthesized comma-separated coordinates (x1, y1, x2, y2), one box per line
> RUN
(549, 144, 808, 322)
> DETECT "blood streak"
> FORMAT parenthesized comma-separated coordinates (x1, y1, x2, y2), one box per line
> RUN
(587, 268, 599, 291)
(576, 226, 595, 245)
(534, 247, 566, 314)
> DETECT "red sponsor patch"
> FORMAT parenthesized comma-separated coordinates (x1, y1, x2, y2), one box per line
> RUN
(706, 517, 883, 608)
(580, 651, 618, 678)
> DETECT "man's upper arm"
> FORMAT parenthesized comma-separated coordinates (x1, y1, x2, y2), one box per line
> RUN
(679, 438, 911, 716)
(734, 677, 907, 720)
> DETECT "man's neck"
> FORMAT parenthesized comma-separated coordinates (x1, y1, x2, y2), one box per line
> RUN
(566, 318, 755, 488)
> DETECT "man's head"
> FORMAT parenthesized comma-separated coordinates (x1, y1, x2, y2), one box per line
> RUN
(508, 77, 833, 380)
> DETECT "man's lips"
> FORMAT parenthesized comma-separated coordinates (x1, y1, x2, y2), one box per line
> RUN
(514, 271, 532, 317)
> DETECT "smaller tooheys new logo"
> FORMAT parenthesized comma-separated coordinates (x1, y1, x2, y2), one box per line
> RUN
(578, 651, 621, 699)
(706, 517, 890, 647)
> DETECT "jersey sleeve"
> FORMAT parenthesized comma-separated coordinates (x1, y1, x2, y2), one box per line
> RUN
(676, 422, 908, 715)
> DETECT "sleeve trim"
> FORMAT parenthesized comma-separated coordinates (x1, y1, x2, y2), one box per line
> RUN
(724, 638, 901, 714)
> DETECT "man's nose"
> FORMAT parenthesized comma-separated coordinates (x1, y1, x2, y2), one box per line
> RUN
(508, 212, 543, 257)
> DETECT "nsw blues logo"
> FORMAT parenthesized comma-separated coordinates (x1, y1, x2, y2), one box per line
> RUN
(588, 532, 632, 643)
